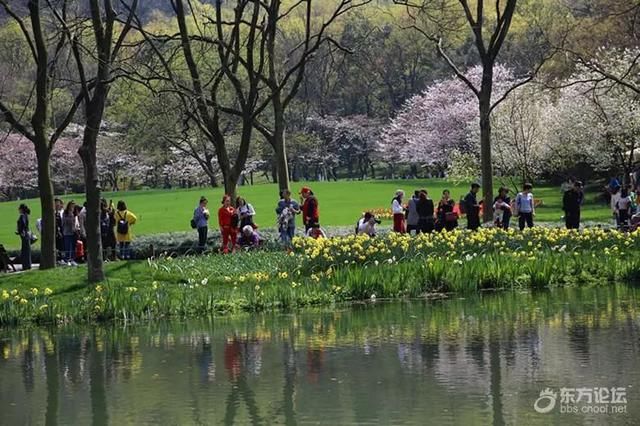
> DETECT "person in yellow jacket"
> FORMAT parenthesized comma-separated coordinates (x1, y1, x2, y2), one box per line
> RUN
(115, 200, 137, 260)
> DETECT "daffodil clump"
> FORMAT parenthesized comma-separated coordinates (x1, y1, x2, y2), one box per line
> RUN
(291, 227, 640, 271)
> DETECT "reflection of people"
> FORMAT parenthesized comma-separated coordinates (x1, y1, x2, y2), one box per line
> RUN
(224, 337, 242, 382)
(197, 337, 215, 383)
(306, 348, 325, 384)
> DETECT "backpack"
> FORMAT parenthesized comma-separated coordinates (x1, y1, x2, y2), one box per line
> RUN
(190, 218, 197, 229)
(116, 211, 129, 235)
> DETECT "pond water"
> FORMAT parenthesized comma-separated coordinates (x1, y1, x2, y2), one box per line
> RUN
(1, 286, 639, 425)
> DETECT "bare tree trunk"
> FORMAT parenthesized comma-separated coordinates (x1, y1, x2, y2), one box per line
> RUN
(79, 116, 105, 283)
(35, 143, 57, 269)
(480, 104, 494, 223)
(273, 101, 290, 191)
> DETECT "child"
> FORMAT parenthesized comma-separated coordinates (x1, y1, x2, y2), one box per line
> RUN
(493, 196, 511, 228)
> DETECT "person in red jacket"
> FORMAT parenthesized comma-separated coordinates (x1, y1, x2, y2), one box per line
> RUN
(218, 195, 238, 253)
(300, 187, 319, 232)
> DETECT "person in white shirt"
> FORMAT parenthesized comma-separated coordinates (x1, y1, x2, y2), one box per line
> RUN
(357, 212, 380, 237)
(515, 183, 535, 231)
(391, 190, 406, 233)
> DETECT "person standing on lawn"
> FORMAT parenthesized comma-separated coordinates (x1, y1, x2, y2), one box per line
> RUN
(16, 204, 32, 271)
(55, 198, 64, 261)
(464, 183, 481, 231)
(236, 197, 256, 229)
(515, 183, 535, 231)
(300, 187, 319, 232)
(616, 188, 632, 230)
(391, 190, 406, 233)
(62, 201, 78, 265)
(563, 180, 583, 229)
(276, 189, 301, 249)
(406, 190, 420, 235)
(115, 200, 138, 260)
(493, 187, 512, 230)
(218, 195, 237, 253)
(100, 199, 117, 261)
(436, 190, 457, 232)
(416, 190, 435, 234)
(193, 196, 210, 251)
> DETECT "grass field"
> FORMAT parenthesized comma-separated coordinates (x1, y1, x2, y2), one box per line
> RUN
(0, 179, 612, 249)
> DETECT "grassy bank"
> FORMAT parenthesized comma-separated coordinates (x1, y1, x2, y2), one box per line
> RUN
(1, 227, 639, 326)
(0, 179, 613, 249)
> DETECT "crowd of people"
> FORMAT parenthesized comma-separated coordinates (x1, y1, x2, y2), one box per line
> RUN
(12, 179, 640, 267)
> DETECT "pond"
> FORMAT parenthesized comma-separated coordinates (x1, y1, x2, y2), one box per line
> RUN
(1, 286, 639, 425)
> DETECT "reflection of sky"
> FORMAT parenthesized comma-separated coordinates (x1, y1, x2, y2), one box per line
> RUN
(0, 286, 639, 425)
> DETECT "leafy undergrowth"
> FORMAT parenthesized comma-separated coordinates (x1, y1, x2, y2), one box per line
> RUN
(1, 227, 639, 326)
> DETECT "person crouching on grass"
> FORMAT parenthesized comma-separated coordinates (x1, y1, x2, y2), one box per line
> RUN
(218, 195, 238, 253)
(238, 225, 261, 249)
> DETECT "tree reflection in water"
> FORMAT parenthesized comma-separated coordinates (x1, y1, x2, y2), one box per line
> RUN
(0, 285, 638, 425)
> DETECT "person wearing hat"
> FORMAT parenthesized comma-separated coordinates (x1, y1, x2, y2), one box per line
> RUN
(193, 196, 210, 250)
(300, 186, 319, 232)
(563, 180, 583, 229)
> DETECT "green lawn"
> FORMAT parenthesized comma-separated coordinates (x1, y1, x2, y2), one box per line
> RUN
(0, 179, 612, 249)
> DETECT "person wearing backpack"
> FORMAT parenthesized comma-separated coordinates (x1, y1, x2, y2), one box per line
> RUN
(515, 183, 535, 231)
(100, 199, 117, 261)
(193, 196, 210, 251)
(115, 200, 137, 260)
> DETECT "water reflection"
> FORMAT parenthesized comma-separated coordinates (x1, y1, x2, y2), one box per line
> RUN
(0, 286, 639, 425)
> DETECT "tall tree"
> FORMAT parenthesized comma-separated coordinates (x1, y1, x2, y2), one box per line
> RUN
(396, 0, 550, 222)
(51, 0, 139, 282)
(0, 0, 84, 269)
(250, 0, 372, 192)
